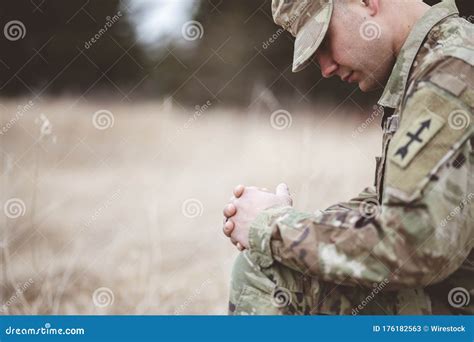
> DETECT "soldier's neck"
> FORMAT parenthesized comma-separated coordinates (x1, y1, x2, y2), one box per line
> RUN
(392, 1, 431, 57)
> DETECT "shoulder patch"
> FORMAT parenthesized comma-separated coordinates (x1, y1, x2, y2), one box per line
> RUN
(385, 84, 472, 200)
(390, 111, 445, 168)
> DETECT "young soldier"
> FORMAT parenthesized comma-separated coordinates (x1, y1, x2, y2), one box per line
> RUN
(223, 0, 473, 315)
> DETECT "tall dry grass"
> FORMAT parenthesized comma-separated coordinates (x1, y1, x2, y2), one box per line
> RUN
(0, 97, 381, 314)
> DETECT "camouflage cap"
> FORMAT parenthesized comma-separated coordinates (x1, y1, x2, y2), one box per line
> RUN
(272, 0, 333, 72)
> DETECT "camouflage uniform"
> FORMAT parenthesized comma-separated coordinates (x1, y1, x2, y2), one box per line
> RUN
(229, 0, 473, 315)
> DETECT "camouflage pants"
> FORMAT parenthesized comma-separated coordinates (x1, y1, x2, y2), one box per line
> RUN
(228, 250, 434, 315)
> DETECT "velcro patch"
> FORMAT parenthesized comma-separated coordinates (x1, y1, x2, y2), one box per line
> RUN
(430, 73, 467, 97)
(389, 110, 445, 168)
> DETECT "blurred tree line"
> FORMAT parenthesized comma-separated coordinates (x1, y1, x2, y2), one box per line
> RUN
(0, 0, 472, 109)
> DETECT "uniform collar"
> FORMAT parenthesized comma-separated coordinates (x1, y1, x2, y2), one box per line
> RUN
(377, 0, 459, 109)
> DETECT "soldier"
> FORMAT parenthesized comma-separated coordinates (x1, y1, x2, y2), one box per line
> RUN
(222, 0, 473, 315)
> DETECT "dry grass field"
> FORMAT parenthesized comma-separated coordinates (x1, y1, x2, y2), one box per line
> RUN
(0, 97, 381, 314)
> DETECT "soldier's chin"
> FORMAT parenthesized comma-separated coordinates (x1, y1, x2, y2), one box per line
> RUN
(358, 78, 380, 93)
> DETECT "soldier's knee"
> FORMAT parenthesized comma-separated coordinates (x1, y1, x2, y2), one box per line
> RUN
(228, 252, 282, 315)
(230, 251, 275, 295)
(228, 251, 314, 315)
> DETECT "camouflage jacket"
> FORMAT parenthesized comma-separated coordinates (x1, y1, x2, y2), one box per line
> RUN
(249, 0, 473, 314)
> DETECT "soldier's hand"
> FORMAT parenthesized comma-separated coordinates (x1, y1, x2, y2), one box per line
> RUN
(222, 183, 292, 250)
(223, 184, 245, 249)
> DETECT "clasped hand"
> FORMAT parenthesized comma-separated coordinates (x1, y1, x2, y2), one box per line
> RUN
(222, 183, 292, 251)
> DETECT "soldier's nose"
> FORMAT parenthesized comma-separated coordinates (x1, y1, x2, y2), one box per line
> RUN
(321, 63, 338, 78)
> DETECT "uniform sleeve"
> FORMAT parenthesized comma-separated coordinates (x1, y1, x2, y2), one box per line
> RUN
(248, 58, 474, 290)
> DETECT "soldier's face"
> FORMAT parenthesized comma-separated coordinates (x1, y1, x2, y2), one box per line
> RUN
(313, 2, 396, 92)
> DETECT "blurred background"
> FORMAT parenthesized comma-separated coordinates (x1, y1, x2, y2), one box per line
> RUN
(1, 0, 472, 314)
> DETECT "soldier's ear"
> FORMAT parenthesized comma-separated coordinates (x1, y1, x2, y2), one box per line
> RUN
(361, 0, 380, 17)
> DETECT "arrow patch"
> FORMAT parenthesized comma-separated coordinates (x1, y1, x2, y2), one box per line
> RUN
(390, 110, 445, 168)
